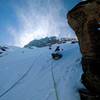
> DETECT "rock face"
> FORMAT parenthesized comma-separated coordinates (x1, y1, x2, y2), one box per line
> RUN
(67, 0, 100, 99)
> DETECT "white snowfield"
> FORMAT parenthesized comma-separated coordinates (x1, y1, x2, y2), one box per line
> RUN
(0, 43, 84, 100)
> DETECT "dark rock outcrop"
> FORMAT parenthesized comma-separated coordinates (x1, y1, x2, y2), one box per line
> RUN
(24, 36, 76, 48)
(67, 0, 100, 99)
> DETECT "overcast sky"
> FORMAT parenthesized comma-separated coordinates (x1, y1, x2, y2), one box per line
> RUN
(0, 0, 80, 47)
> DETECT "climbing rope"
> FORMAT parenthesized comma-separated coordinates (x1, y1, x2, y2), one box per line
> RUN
(50, 60, 60, 100)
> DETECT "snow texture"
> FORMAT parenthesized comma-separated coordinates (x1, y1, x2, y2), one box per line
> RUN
(0, 43, 84, 100)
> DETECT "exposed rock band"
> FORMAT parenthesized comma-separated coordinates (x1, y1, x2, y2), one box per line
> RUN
(67, 0, 100, 99)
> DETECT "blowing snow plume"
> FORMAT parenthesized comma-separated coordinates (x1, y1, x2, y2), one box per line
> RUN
(7, 0, 76, 47)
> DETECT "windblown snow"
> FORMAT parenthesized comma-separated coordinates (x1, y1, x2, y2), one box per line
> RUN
(0, 43, 84, 100)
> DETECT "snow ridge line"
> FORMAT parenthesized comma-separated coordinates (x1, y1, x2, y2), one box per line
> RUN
(0, 55, 40, 98)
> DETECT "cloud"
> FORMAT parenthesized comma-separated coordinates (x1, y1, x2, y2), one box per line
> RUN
(7, 0, 75, 47)
(7, 26, 21, 46)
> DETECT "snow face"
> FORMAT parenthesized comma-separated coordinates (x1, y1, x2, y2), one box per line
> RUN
(0, 43, 84, 100)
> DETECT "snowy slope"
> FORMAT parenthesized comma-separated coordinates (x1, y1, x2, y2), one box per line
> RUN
(0, 43, 84, 100)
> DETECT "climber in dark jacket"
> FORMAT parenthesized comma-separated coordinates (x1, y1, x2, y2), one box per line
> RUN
(55, 46, 60, 52)
(52, 46, 62, 60)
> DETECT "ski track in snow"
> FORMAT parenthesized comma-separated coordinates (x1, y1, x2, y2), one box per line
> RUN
(0, 43, 84, 100)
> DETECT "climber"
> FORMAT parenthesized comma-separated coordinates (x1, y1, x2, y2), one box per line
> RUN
(55, 46, 60, 52)
(51, 46, 62, 60)
(49, 45, 52, 50)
